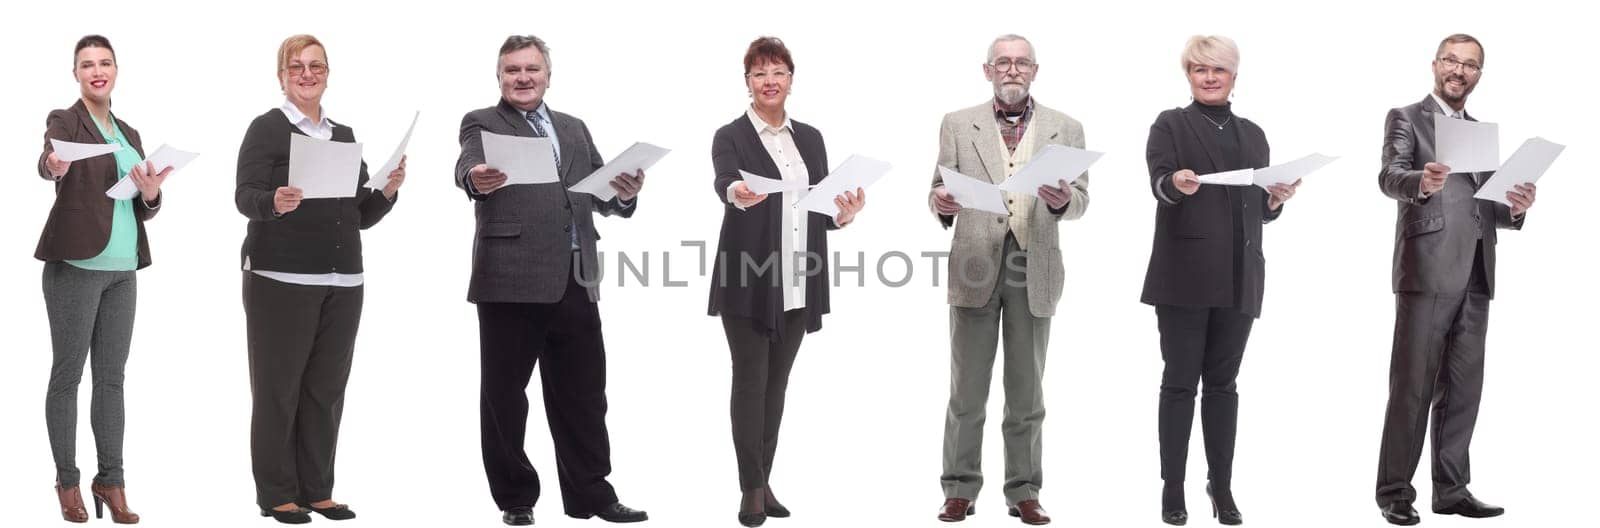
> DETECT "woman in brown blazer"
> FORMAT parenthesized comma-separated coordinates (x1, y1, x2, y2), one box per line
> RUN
(37, 34, 169, 525)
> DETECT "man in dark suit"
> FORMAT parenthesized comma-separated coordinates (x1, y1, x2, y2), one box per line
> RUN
(455, 34, 648, 526)
(1374, 33, 1537, 526)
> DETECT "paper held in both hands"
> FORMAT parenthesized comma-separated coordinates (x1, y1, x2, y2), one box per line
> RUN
(1474, 137, 1564, 206)
(793, 154, 892, 217)
(289, 134, 363, 199)
(1195, 153, 1340, 188)
(363, 111, 420, 190)
(1433, 114, 1564, 205)
(937, 166, 1009, 215)
(481, 130, 559, 187)
(49, 138, 123, 162)
(105, 145, 200, 200)
(996, 144, 1100, 194)
(569, 142, 671, 200)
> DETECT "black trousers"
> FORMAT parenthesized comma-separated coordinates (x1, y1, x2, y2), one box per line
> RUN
(1376, 250, 1492, 509)
(244, 273, 363, 509)
(1155, 304, 1254, 483)
(723, 310, 806, 492)
(478, 271, 617, 514)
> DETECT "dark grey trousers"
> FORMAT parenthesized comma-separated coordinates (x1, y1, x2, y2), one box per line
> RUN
(43, 261, 137, 488)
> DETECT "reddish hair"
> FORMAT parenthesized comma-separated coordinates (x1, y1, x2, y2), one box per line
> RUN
(743, 36, 793, 74)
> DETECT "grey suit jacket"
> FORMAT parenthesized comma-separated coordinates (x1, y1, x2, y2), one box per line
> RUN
(455, 99, 635, 304)
(1379, 95, 1523, 297)
(928, 101, 1089, 317)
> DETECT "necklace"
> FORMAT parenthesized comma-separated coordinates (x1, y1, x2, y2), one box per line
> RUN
(1200, 112, 1232, 130)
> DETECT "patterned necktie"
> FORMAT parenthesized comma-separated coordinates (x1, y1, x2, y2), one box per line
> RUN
(525, 110, 560, 166)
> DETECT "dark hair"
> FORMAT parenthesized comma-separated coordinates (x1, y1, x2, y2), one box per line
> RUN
(1436, 33, 1484, 66)
(74, 34, 115, 65)
(743, 36, 793, 74)
(500, 35, 551, 69)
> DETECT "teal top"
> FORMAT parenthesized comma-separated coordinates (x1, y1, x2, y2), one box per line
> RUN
(66, 117, 140, 272)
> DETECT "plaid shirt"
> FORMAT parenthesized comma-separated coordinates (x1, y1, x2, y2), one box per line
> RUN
(993, 97, 1035, 154)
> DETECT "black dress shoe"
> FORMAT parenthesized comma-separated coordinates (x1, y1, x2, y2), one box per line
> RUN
(1162, 510, 1188, 526)
(260, 507, 312, 524)
(306, 503, 357, 520)
(503, 506, 535, 526)
(573, 502, 648, 523)
(1206, 483, 1242, 526)
(1380, 501, 1420, 526)
(1434, 496, 1504, 518)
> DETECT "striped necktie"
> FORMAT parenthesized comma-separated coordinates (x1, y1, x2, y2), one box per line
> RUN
(525, 110, 560, 166)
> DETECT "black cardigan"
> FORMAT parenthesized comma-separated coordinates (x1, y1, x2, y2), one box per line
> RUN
(235, 108, 395, 274)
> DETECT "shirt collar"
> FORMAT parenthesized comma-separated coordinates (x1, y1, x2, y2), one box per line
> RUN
(746, 106, 792, 135)
(1430, 92, 1465, 118)
(992, 96, 1034, 121)
(280, 99, 331, 129)
(525, 101, 553, 124)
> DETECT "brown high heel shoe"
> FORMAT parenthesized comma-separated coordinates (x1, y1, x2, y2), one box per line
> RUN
(55, 482, 88, 523)
(90, 483, 140, 524)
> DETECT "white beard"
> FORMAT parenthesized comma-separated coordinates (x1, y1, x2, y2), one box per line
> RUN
(997, 85, 1028, 106)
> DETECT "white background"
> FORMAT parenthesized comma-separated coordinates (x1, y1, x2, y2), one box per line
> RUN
(1, 0, 1594, 526)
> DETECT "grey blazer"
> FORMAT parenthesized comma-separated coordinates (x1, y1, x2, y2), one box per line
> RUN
(455, 99, 635, 304)
(928, 101, 1089, 317)
(1379, 95, 1523, 297)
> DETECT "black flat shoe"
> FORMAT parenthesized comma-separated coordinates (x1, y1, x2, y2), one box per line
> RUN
(260, 507, 312, 525)
(1380, 501, 1420, 526)
(1206, 483, 1242, 525)
(1162, 510, 1188, 526)
(502, 506, 535, 526)
(572, 502, 647, 523)
(738, 511, 767, 527)
(307, 503, 356, 521)
(1434, 496, 1504, 518)
(764, 499, 790, 518)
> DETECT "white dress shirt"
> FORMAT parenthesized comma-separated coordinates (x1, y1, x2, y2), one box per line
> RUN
(245, 100, 364, 287)
(728, 107, 809, 311)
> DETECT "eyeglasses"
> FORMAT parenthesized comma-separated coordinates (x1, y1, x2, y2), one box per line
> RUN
(284, 62, 328, 76)
(1436, 56, 1482, 75)
(747, 70, 791, 82)
(988, 58, 1037, 73)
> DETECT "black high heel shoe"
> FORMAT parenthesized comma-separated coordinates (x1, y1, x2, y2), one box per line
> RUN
(1207, 482, 1243, 525)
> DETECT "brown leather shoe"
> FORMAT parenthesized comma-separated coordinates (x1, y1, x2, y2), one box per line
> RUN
(1008, 499, 1051, 525)
(90, 483, 140, 524)
(938, 498, 975, 522)
(55, 482, 88, 523)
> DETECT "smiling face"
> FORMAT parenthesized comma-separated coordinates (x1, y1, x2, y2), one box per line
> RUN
(279, 45, 328, 110)
(1432, 41, 1483, 107)
(745, 59, 792, 115)
(74, 46, 117, 105)
(1187, 62, 1234, 105)
(499, 47, 550, 112)
(985, 38, 1036, 106)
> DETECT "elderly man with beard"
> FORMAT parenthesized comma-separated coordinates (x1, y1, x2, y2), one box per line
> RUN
(1373, 33, 1537, 526)
(929, 34, 1088, 526)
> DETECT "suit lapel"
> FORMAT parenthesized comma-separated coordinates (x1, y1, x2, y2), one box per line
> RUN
(72, 100, 106, 142)
(551, 111, 585, 182)
(968, 109, 1005, 184)
(1419, 95, 1489, 187)
(736, 114, 785, 180)
(1180, 106, 1227, 173)
(1026, 106, 1062, 152)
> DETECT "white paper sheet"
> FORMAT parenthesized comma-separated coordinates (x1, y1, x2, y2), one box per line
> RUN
(1435, 113, 1499, 173)
(1474, 137, 1563, 206)
(937, 166, 1008, 215)
(288, 134, 363, 199)
(795, 154, 891, 217)
(50, 139, 124, 162)
(364, 111, 419, 190)
(569, 142, 671, 200)
(482, 131, 559, 187)
(105, 144, 199, 200)
(1253, 153, 1339, 188)
(739, 170, 809, 194)
(1197, 168, 1255, 186)
(997, 144, 1102, 194)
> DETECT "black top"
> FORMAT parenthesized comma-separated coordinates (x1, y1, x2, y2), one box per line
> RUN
(235, 108, 396, 275)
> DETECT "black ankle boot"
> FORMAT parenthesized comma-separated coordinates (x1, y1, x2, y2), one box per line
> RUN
(1207, 481, 1242, 525)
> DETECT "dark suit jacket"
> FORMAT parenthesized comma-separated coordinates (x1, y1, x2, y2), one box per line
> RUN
(235, 108, 395, 274)
(35, 100, 162, 268)
(455, 99, 635, 304)
(1140, 104, 1280, 318)
(1379, 95, 1522, 297)
(707, 113, 834, 341)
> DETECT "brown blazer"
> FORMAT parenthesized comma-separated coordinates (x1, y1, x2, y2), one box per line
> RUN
(35, 100, 162, 268)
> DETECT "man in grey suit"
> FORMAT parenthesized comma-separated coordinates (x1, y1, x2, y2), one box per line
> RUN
(1374, 33, 1537, 526)
(455, 35, 648, 527)
(929, 34, 1088, 526)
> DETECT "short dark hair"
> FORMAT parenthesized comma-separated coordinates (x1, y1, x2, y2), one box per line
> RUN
(500, 35, 551, 69)
(74, 34, 115, 65)
(743, 36, 793, 74)
(1436, 33, 1484, 66)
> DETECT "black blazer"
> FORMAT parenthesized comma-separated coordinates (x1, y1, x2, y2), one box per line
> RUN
(235, 108, 396, 274)
(707, 113, 835, 341)
(35, 99, 162, 268)
(1140, 104, 1280, 318)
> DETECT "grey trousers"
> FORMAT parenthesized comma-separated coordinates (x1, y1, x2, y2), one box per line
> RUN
(941, 236, 1051, 505)
(43, 261, 137, 488)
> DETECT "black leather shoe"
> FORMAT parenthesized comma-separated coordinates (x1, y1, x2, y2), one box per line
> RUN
(503, 506, 535, 526)
(572, 502, 648, 523)
(306, 503, 357, 520)
(1380, 502, 1420, 526)
(1162, 510, 1188, 526)
(260, 507, 312, 525)
(1434, 496, 1504, 518)
(1206, 483, 1242, 525)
